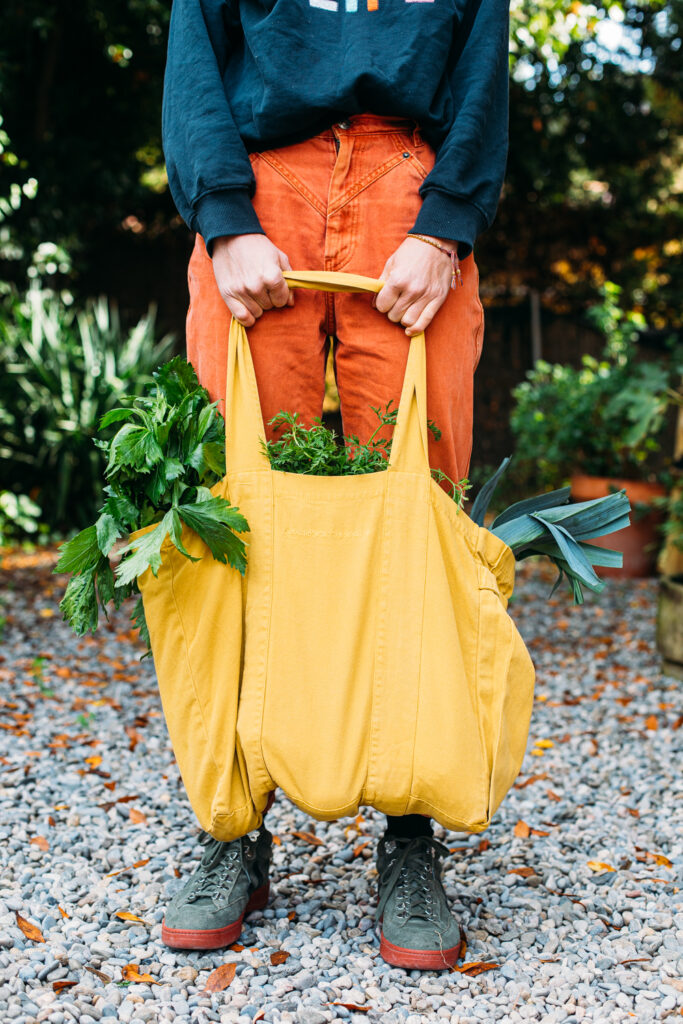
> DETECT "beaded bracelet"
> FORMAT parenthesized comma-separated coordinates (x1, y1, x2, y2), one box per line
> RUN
(406, 233, 463, 289)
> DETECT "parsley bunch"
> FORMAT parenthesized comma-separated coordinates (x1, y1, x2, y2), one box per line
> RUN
(55, 358, 248, 651)
(263, 402, 471, 507)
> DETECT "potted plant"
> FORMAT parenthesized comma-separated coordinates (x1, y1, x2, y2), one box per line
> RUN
(510, 282, 681, 577)
(655, 386, 683, 677)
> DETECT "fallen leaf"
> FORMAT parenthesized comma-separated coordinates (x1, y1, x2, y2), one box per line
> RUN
(30, 836, 49, 851)
(329, 1004, 370, 1013)
(546, 790, 562, 802)
(530, 749, 546, 757)
(39, 608, 55, 618)
(530, 828, 551, 837)
(15, 912, 44, 943)
(128, 808, 147, 824)
(228, 944, 244, 952)
(272, 835, 282, 846)
(626, 808, 639, 818)
(292, 831, 323, 846)
(646, 852, 673, 868)
(514, 773, 548, 789)
(52, 980, 77, 993)
(645, 715, 658, 731)
(85, 965, 112, 983)
(619, 957, 651, 965)
(587, 861, 616, 873)
(202, 962, 237, 993)
(535, 739, 554, 749)
(287, 911, 296, 921)
(507, 866, 536, 877)
(58, 906, 69, 919)
(254, 1014, 265, 1023)
(114, 911, 146, 924)
(514, 820, 530, 838)
(270, 951, 290, 965)
(479, 839, 490, 852)
(121, 963, 157, 984)
(353, 841, 370, 858)
(453, 961, 499, 976)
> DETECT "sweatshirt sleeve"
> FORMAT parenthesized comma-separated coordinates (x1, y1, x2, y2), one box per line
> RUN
(410, 0, 510, 260)
(161, 0, 264, 257)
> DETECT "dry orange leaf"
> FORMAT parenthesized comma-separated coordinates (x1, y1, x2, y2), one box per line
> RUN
(453, 961, 499, 976)
(58, 906, 69, 919)
(84, 755, 102, 768)
(121, 964, 157, 984)
(514, 820, 530, 838)
(647, 852, 673, 868)
(531, 828, 551, 837)
(479, 839, 490, 852)
(272, 835, 282, 846)
(353, 841, 370, 858)
(115, 911, 146, 924)
(270, 951, 290, 965)
(508, 866, 536, 877)
(292, 831, 323, 846)
(202, 962, 237, 993)
(15, 912, 44, 943)
(645, 714, 658, 731)
(128, 808, 147, 824)
(329, 1004, 370, 1014)
(546, 789, 562, 802)
(30, 836, 49, 851)
(254, 1014, 266, 1023)
(228, 944, 245, 952)
(39, 608, 55, 618)
(52, 980, 77, 993)
(514, 773, 549, 789)
(587, 861, 616, 873)
(287, 910, 297, 921)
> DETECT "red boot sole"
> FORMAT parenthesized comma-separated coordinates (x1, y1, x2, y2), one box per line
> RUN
(161, 882, 270, 950)
(379, 931, 464, 970)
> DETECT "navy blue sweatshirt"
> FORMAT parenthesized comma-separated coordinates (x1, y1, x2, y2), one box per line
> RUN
(161, 0, 510, 260)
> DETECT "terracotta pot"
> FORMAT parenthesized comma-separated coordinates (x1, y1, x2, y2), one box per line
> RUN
(656, 575, 683, 679)
(569, 474, 667, 578)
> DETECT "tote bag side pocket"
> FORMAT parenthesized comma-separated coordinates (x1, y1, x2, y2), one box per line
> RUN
(474, 562, 536, 826)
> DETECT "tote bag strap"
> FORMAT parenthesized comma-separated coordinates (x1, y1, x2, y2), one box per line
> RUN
(224, 270, 430, 477)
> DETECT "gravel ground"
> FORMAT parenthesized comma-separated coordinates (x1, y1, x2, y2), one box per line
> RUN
(0, 549, 680, 1024)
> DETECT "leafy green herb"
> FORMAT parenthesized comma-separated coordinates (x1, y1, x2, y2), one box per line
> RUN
(262, 400, 471, 507)
(55, 357, 249, 653)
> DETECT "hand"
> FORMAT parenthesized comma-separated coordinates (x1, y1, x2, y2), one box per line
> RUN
(373, 235, 457, 337)
(212, 233, 295, 326)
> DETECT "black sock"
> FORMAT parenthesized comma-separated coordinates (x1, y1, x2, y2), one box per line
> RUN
(385, 814, 433, 839)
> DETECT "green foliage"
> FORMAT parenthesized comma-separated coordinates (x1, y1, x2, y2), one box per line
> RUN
(510, 282, 682, 489)
(0, 285, 175, 530)
(263, 402, 471, 507)
(471, 458, 632, 603)
(55, 357, 249, 651)
(0, 491, 45, 546)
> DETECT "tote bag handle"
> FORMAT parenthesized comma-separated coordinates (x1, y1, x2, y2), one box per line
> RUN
(224, 270, 431, 478)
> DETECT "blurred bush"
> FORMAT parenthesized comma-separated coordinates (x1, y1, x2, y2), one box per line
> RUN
(0, 286, 174, 532)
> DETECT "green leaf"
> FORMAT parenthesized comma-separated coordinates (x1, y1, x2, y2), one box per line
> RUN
(99, 407, 135, 429)
(470, 457, 512, 526)
(59, 570, 99, 634)
(114, 515, 172, 588)
(54, 525, 100, 575)
(177, 499, 248, 574)
(96, 513, 123, 556)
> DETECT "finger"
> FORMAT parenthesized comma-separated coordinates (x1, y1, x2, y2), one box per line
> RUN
(372, 262, 391, 308)
(224, 293, 261, 326)
(398, 299, 427, 330)
(263, 273, 291, 309)
(385, 287, 421, 324)
(374, 281, 403, 315)
(247, 282, 275, 311)
(278, 251, 296, 307)
(405, 296, 444, 337)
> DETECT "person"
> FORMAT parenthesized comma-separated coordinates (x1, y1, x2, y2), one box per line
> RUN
(160, 0, 509, 970)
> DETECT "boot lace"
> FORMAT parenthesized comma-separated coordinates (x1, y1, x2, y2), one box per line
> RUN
(185, 832, 248, 904)
(375, 834, 449, 925)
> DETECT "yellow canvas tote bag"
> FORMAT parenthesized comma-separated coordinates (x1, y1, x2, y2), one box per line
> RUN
(136, 271, 536, 841)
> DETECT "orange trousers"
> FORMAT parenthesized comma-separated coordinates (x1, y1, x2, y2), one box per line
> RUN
(186, 114, 485, 486)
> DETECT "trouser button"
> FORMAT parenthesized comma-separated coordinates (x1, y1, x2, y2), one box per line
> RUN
(338, 120, 351, 130)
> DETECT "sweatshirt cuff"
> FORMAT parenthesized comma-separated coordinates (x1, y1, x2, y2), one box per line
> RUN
(410, 191, 489, 261)
(193, 189, 265, 257)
